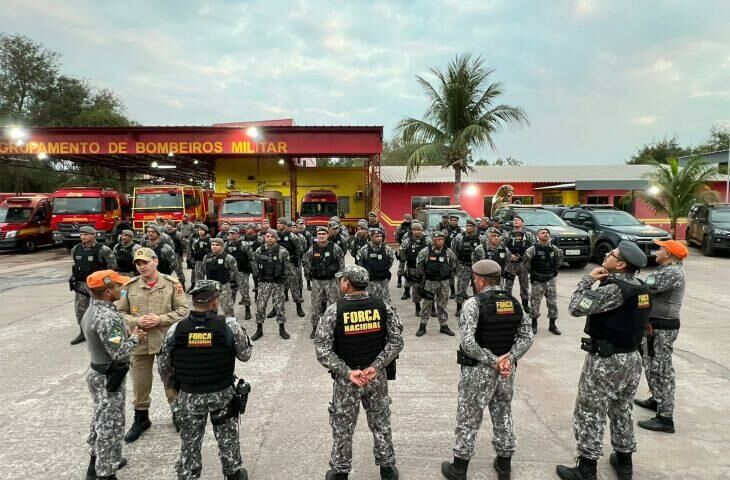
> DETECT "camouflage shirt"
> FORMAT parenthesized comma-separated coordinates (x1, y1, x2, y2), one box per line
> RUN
(568, 272, 638, 316)
(71, 241, 116, 272)
(302, 241, 345, 279)
(398, 235, 432, 262)
(83, 299, 139, 365)
(355, 242, 396, 271)
(251, 244, 293, 280)
(522, 242, 563, 272)
(146, 239, 179, 273)
(415, 245, 457, 278)
(202, 251, 239, 280)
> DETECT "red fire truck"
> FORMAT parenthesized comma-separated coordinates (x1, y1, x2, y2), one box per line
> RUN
(298, 189, 343, 233)
(0, 195, 54, 253)
(218, 191, 284, 227)
(51, 187, 132, 249)
(132, 185, 219, 235)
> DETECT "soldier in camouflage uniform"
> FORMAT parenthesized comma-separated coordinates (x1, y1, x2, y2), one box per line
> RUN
(216, 220, 232, 242)
(303, 227, 345, 339)
(112, 229, 140, 277)
(224, 227, 254, 320)
(191, 224, 212, 284)
(70, 226, 116, 345)
(356, 228, 396, 305)
(328, 221, 349, 255)
(176, 214, 196, 266)
(415, 231, 457, 337)
(523, 228, 563, 335)
(141, 220, 175, 250)
(277, 217, 306, 317)
(443, 215, 463, 300)
(82, 270, 145, 480)
(394, 214, 413, 288)
(501, 220, 535, 314)
(315, 265, 403, 480)
(158, 280, 253, 480)
(398, 222, 431, 314)
(251, 229, 292, 340)
(442, 260, 534, 480)
(203, 238, 239, 318)
(348, 220, 370, 259)
(145, 224, 180, 279)
(557, 241, 651, 480)
(635, 239, 688, 434)
(165, 220, 188, 289)
(451, 218, 481, 316)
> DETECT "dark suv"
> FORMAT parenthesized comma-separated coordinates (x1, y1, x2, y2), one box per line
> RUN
(561, 206, 671, 263)
(686, 203, 730, 256)
(492, 206, 592, 268)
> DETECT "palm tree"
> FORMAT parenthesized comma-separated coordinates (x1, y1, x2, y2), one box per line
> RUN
(637, 157, 719, 238)
(396, 54, 528, 203)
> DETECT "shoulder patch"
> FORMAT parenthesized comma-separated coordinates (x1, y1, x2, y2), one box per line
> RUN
(646, 276, 656, 286)
(107, 325, 124, 345)
(161, 273, 177, 282)
(125, 276, 141, 285)
(579, 297, 594, 310)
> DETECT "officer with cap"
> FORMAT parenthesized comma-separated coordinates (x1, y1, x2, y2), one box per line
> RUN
(331, 215, 350, 240)
(251, 229, 293, 340)
(441, 260, 534, 480)
(276, 217, 305, 317)
(472, 228, 511, 290)
(113, 230, 140, 277)
(289, 220, 308, 306)
(82, 270, 145, 480)
(191, 224, 212, 285)
(176, 214, 196, 264)
(522, 228, 563, 335)
(158, 280, 253, 480)
(240, 224, 262, 303)
(415, 231, 458, 337)
(635, 239, 688, 434)
(165, 220, 188, 290)
(437, 213, 450, 232)
(398, 222, 431, 313)
(225, 227, 255, 320)
(348, 220, 370, 259)
(217, 220, 232, 242)
(203, 238, 239, 318)
(557, 241, 651, 480)
(356, 227, 396, 304)
(328, 221, 348, 254)
(296, 218, 314, 250)
(141, 221, 175, 250)
(502, 218, 535, 315)
(394, 214, 413, 288)
(144, 223, 179, 278)
(451, 218, 482, 316)
(315, 265, 403, 480)
(367, 211, 387, 240)
(443, 215, 463, 299)
(477, 217, 490, 236)
(303, 226, 345, 339)
(70, 226, 116, 345)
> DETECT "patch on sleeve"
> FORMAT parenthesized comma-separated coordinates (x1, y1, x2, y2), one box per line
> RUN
(107, 325, 123, 345)
(175, 283, 184, 295)
(579, 297, 594, 310)
(646, 276, 656, 286)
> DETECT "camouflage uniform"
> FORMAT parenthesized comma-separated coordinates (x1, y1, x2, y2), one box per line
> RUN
(252, 244, 292, 325)
(451, 232, 481, 305)
(398, 235, 431, 306)
(148, 239, 181, 280)
(71, 242, 116, 325)
(315, 289, 404, 475)
(191, 235, 212, 283)
(501, 230, 535, 305)
(158, 314, 253, 480)
(202, 252, 239, 317)
(452, 285, 534, 460)
(224, 238, 254, 308)
(471, 241, 510, 289)
(302, 242, 345, 329)
(279, 228, 305, 303)
(112, 240, 140, 277)
(348, 233, 369, 259)
(356, 242, 396, 305)
(567, 272, 645, 460)
(82, 299, 139, 478)
(416, 245, 457, 327)
(168, 229, 188, 284)
(523, 243, 563, 321)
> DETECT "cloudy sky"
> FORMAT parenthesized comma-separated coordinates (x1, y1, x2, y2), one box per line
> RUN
(6, 0, 729, 164)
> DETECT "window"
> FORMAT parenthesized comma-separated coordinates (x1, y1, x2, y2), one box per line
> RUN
(221, 200, 264, 216)
(511, 195, 533, 205)
(411, 196, 449, 213)
(586, 196, 609, 205)
(562, 211, 578, 223)
(576, 212, 594, 227)
(53, 197, 102, 214)
(337, 196, 350, 216)
(542, 193, 563, 205)
(104, 197, 118, 212)
(616, 195, 635, 214)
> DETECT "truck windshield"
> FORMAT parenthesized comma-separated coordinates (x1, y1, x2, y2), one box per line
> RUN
(53, 197, 102, 214)
(710, 209, 730, 223)
(592, 211, 642, 226)
(0, 207, 33, 224)
(428, 213, 467, 228)
(518, 210, 566, 226)
(300, 202, 338, 217)
(221, 200, 264, 216)
(134, 192, 183, 209)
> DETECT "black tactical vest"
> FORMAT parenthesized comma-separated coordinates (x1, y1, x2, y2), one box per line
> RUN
(226, 240, 252, 273)
(258, 247, 285, 283)
(362, 244, 391, 281)
(396, 223, 411, 243)
(279, 232, 300, 266)
(205, 254, 231, 284)
(507, 234, 528, 258)
(483, 243, 508, 272)
(170, 232, 183, 255)
(475, 290, 524, 356)
(457, 235, 481, 264)
(530, 244, 559, 282)
(72, 243, 106, 281)
(114, 243, 135, 273)
(333, 296, 388, 370)
(150, 243, 172, 275)
(311, 242, 340, 280)
(242, 235, 261, 254)
(424, 246, 452, 281)
(444, 226, 462, 249)
(350, 235, 368, 256)
(330, 233, 346, 252)
(405, 236, 427, 268)
(171, 312, 235, 393)
(191, 236, 211, 261)
(585, 278, 652, 350)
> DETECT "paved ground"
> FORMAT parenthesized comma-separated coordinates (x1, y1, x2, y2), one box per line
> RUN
(0, 246, 728, 480)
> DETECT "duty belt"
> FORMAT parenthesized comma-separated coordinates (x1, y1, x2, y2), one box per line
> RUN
(580, 338, 637, 357)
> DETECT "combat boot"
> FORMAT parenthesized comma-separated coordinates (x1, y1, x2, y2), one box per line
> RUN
(440, 325, 456, 336)
(549, 318, 562, 335)
(251, 325, 264, 341)
(521, 299, 530, 314)
(401, 287, 410, 300)
(307, 279, 312, 291)
(638, 415, 675, 433)
(441, 457, 469, 480)
(455, 302, 462, 317)
(449, 284, 456, 299)
(609, 452, 633, 480)
(279, 324, 290, 340)
(86, 454, 128, 480)
(310, 326, 317, 339)
(633, 397, 657, 411)
(70, 329, 86, 345)
(267, 308, 277, 318)
(284, 289, 289, 301)
(244, 306, 251, 320)
(296, 302, 305, 317)
(493, 456, 511, 480)
(556, 456, 597, 480)
(225, 468, 248, 480)
(124, 409, 151, 443)
(396, 276, 403, 288)
(531, 318, 538, 334)
(325, 470, 348, 480)
(415, 324, 427, 337)
(380, 465, 399, 480)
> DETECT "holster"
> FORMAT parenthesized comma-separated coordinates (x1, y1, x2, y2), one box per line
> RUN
(91, 361, 130, 392)
(68, 275, 76, 292)
(386, 357, 397, 380)
(580, 337, 614, 357)
(420, 287, 435, 300)
(456, 348, 478, 366)
(210, 378, 250, 425)
(647, 334, 656, 358)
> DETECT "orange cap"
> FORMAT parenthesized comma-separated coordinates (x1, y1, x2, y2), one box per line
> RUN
(653, 239, 688, 260)
(86, 270, 131, 289)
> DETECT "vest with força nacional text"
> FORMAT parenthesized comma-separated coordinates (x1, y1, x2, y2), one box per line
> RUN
(585, 277, 652, 350)
(475, 289, 523, 356)
(333, 296, 388, 370)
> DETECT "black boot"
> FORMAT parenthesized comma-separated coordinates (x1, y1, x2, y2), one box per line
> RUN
(556, 456, 597, 480)
(238, 298, 245, 305)
(549, 318, 561, 335)
(244, 306, 251, 320)
(380, 465, 399, 480)
(225, 468, 248, 480)
(267, 308, 277, 318)
(455, 302, 462, 317)
(415, 302, 421, 316)
(449, 284, 455, 299)
(633, 397, 658, 411)
(251, 325, 263, 341)
(401, 287, 410, 300)
(493, 456, 511, 480)
(638, 415, 675, 433)
(397, 276, 403, 288)
(522, 299, 530, 314)
(441, 456, 469, 480)
(325, 470, 348, 480)
(86, 455, 96, 480)
(124, 409, 151, 443)
(531, 318, 538, 334)
(440, 325, 456, 336)
(310, 326, 317, 339)
(609, 452, 633, 480)
(70, 329, 86, 345)
(296, 302, 305, 318)
(415, 324, 427, 337)
(284, 289, 289, 301)
(307, 279, 312, 291)
(279, 324, 290, 340)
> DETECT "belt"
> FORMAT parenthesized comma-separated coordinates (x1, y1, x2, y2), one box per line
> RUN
(580, 338, 638, 357)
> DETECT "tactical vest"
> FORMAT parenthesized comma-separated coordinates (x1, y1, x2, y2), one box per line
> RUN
(507, 234, 529, 258)
(205, 254, 231, 284)
(405, 237, 427, 268)
(483, 243, 508, 272)
(457, 234, 481, 264)
(170, 232, 183, 255)
(650, 267, 685, 329)
(351, 235, 368, 256)
(311, 242, 340, 280)
(258, 248, 285, 283)
(333, 296, 388, 370)
(114, 243, 135, 273)
(362, 244, 391, 281)
(396, 223, 411, 243)
(585, 278, 651, 350)
(171, 313, 235, 393)
(474, 290, 524, 356)
(226, 240, 252, 273)
(151, 243, 172, 275)
(242, 235, 261, 254)
(72, 243, 106, 281)
(530, 244, 559, 282)
(330, 233, 346, 252)
(217, 231, 230, 242)
(445, 226, 462, 249)
(191, 236, 211, 261)
(424, 246, 452, 281)
(279, 232, 300, 266)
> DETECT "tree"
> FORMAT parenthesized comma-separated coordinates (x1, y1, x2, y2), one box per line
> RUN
(471, 156, 524, 166)
(627, 135, 690, 165)
(637, 157, 719, 238)
(396, 54, 528, 203)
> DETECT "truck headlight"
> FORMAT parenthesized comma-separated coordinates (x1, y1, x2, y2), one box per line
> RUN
(714, 229, 730, 236)
(5, 231, 17, 239)
(619, 234, 637, 241)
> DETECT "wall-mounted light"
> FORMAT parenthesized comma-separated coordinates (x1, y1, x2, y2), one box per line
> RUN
(193, 159, 199, 165)
(151, 161, 159, 168)
(246, 127, 259, 139)
(465, 185, 478, 196)
(278, 158, 285, 165)
(37, 152, 48, 160)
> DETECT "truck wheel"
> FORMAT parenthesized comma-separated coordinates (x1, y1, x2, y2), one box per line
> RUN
(593, 241, 613, 264)
(701, 236, 716, 257)
(20, 239, 37, 253)
(567, 260, 588, 269)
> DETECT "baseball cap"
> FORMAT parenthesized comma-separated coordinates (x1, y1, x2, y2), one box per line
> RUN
(86, 270, 130, 289)
(134, 247, 157, 262)
(653, 239, 688, 260)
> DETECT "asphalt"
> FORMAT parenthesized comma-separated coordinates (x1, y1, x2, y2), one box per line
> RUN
(0, 246, 728, 480)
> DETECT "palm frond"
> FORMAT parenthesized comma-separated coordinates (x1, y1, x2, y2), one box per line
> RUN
(405, 143, 445, 181)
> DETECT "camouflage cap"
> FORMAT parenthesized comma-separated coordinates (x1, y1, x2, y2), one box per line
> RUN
(441, 213, 449, 219)
(335, 264, 370, 287)
(465, 218, 477, 226)
(449, 214, 459, 220)
(487, 227, 501, 235)
(211, 237, 224, 245)
(197, 223, 209, 233)
(277, 217, 288, 224)
(134, 247, 157, 262)
(411, 222, 423, 231)
(369, 227, 384, 236)
(188, 280, 222, 304)
(431, 231, 446, 239)
(120, 229, 134, 237)
(357, 219, 368, 228)
(316, 226, 329, 234)
(265, 228, 279, 239)
(79, 226, 97, 234)
(229, 226, 240, 234)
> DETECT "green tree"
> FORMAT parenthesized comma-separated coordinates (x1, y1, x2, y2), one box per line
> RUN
(627, 135, 690, 165)
(396, 54, 528, 203)
(637, 157, 719, 238)
(471, 156, 523, 166)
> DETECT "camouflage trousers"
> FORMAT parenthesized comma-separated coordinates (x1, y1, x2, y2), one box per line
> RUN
(311, 278, 340, 328)
(256, 281, 286, 325)
(573, 351, 642, 460)
(367, 279, 391, 305)
(403, 268, 422, 304)
(328, 372, 395, 474)
(218, 283, 235, 317)
(176, 387, 242, 480)
(644, 329, 679, 418)
(453, 364, 516, 460)
(455, 262, 475, 305)
(529, 278, 558, 319)
(420, 279, 450, 327)
(504, 263, 529, 303)
(75, 282, 91, 325)
(175, 254, 186, 284)
(193, 260, 206, 283)
(86, 370, 126, 477)
(231, 271, 252, 307)
(285, 264, 303, 303)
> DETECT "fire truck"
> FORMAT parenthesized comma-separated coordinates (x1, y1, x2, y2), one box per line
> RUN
(218, 191, 284, 227)
(51, 187, 132, 249)
(132, 185, 219, 235)
(0, 195, 54, 253)
(298, 189, 358, 234)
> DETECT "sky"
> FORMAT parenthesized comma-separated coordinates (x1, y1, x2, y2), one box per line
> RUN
(5, 0, 729, 165)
